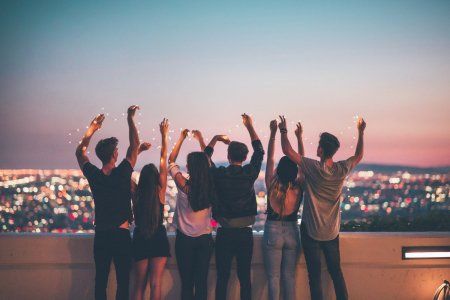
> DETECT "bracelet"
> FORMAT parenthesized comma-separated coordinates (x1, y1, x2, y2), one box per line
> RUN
(280, 128, 287, 134)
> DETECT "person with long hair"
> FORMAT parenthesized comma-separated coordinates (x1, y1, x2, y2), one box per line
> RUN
(168, 129, 216, 300)
(131, 118, 169, 300)
(263, 120, 304, 300)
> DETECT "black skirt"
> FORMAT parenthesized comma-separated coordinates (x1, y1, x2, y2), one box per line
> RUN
(132, 225, 171, 261)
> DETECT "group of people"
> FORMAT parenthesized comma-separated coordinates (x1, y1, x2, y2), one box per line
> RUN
(75, 105, 366, 300)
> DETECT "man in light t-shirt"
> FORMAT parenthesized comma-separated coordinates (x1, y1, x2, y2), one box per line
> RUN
(278, 115, 366, 300)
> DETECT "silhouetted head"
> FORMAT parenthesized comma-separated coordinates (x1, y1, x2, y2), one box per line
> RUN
(95, 137, 119, 165)
(227, 141, 249, 164)
(276, 156, 298, 185)
(317, 132, 340, 159)
(135, 163, 161, 238)
(186, 152, 215, 211)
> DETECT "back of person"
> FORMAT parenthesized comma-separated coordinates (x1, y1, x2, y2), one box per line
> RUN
(212, 165, 258, 219)
(174, 186, 212, 236)
(84, 160, 133, 230)
(266, 180, 302, 222)
(169, 136, 215, 300)
(300, 157, 355, 241)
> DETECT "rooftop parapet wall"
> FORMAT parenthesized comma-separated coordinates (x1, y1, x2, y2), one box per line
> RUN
(0, 232, 449, 300)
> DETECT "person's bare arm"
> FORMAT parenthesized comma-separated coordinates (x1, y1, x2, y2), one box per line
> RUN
(242, 113, 259, 142)
(350, 118, 366, 165)
(206, 134, 231, 150)
(279, 115, 302, 165)
(204, 134, 230, 167)
(192, 130, 206, 151)
(294, 122, 305, 180)
(265, 120, 277, 188)
(158, 118, 169, 204)
(295, 122, 305, 157)
(169, 129, 189, 164)
(75, 114, 105, 169)
(125, 105, 140, 168)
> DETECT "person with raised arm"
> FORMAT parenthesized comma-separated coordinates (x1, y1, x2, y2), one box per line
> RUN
(278, 115, 366, 300)
(204, 113, 265, 300)
(75, 105, 141, 300)
(168, 129, 216, 300)
(262, 120, 304, 300)
(131, 118, 169, 300)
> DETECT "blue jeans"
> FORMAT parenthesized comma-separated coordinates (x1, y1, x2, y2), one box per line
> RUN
(262, 221, 301, 300)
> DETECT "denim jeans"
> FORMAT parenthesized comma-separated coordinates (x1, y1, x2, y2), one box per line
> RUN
(262, 221, 301, 300)
(215, 227, 253, 300)
(301, 224, 348, 300)
(175, 230, 214, 300)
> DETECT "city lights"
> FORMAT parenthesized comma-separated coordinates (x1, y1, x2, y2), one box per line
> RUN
(0, 168, 448, 233)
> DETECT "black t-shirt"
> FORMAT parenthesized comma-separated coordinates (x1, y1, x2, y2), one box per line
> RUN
(82, 159, 133, 231)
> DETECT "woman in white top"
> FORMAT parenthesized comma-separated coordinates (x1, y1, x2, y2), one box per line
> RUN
(168, 129, 216, 300)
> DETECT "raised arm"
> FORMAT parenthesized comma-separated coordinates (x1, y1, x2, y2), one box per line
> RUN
(204, 134, 231, 164)
(192, 130, 206, 151)
(242, 114, 265, 177)
(168, 129, 190, 191)
(351, 118, 366, 164)
(158, 118, 169, 204)
(295, 122, 305, 156)
(265, 120, 277, 188)
(75, 114, 105, 169)
(242, 113, 259, 142)
(169, 129, 189, 164)
(126, 105, 140, 168)
(279, 116, 302, 165)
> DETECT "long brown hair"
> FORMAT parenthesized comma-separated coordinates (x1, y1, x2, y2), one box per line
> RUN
(186, 152, 216, 211)
(135, 164, 161, 238)
(268, 156, 298, 217)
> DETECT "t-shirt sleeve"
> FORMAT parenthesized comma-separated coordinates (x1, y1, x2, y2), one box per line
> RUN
(299, 157, 317, 177)
(117, 159, 133, 177)
(342, 156, 358, 175)
(82, 162, 98, 181)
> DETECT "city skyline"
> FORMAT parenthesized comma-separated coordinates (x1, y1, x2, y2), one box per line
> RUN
(1, 1, 450, 168)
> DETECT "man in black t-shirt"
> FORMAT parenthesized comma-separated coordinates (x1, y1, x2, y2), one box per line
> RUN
(75, 105, 142, 300)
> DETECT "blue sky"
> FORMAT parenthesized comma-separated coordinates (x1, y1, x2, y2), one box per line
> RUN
(1, 1, 449, 168)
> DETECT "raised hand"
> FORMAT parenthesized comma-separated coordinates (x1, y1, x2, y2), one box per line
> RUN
(241, 113, 253, 128)
(295, 122, 303, 138)
(127, 105, 140, 119)
(269, 119, 277, 135)
(138, 142, 152, 153)
(278, 115, 287, 132)
(216, 134, 231, 145)
(160, 118, 169, 135)
(89, 114, 105, 132)
(191, 130, 202, 140)
(357, 117, 366, 132)
(180, 129, 189, 139)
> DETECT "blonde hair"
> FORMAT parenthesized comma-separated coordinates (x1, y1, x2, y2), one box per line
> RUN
(268, 175, 295, 217)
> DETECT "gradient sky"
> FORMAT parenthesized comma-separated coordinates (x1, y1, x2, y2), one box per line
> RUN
(1, 0, 449, 169)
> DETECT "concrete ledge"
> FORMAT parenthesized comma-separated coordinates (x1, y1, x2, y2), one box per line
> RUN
(0, 232, 449, 299)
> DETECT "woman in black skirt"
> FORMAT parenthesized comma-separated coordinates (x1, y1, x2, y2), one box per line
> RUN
(132, 118, 169, 300)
